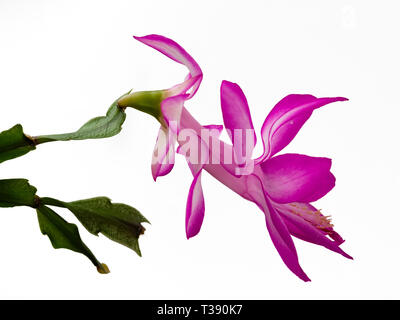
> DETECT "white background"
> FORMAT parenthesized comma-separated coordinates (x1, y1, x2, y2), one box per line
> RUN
(0, 0, 399, 299)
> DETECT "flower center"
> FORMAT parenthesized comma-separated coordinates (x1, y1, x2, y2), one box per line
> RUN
(288, 203, 334, 231)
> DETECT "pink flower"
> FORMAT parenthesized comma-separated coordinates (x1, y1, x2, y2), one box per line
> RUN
(119, 35, 352, 281)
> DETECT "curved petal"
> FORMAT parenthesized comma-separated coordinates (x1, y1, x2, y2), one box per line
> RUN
(274, 203, 352, 259)
(178, 131, 210, 238)
(168, 74, 202, 97)
(186, 170, 205, 239)
(134, 34, 202, 98)
(151, 126, 175, 181)
(257, 95, 348, 163)
(246, 174, 310, 282)
(260, 153, 335, 204)
(220, 81, 256, 165)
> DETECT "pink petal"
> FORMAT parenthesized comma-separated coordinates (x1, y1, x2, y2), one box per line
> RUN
(151, 126, 175, 181)
(186, 170, 205, 239)
(151, 94, 188, 181)
(260, 153, 335, 204)
(200, 124, 240, 176)
(302, 203, 345, 244)
(257, 95, 348, 163)
(178, 130, 214, 238)
(275, 201, 345, 245)
(168, 74, 202, 97)
(246, 174, 310, 281)
(134, 34, 202, 98)
(220, 81, 256, 165)
(277, 205, 352, 259)
(161, 94, 188, 133)
(178, 129, 210, 176)
(203, 124, 223, 135)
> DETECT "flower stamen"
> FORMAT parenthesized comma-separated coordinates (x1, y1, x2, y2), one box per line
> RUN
(289, 203, 334, 230)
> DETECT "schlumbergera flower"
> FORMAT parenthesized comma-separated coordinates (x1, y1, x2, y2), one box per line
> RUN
(118, 34, 352, 281)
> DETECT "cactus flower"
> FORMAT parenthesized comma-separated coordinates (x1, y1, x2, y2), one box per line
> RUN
(118, 35, 352, 281)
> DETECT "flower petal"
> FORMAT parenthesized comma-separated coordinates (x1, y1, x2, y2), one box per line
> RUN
(151, 94, 188, 181)
(203, 124, 223, 135)
(186, 170, 205, 239)
(257, 95, 348, 163)
(134, 34, 202, 98)
(220, 81, 256, 165)
(178, 129, 210, 176)
(151, 126, 175, 181)
(199, 124, 242, 177)
(299, 202, 345, 244)
(275, 203, 352, 259)
(161, 94, 188, 133)
(246, 174, 310, 282)
(168, 74, 202, 97)
(261, 153, 335, 204)
(178, 131, 210, 238)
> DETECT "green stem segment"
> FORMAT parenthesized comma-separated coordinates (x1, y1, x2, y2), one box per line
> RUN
(41, 197, 67, 208)
(0, 178, 148, 274)
(0, 92, 130, 163)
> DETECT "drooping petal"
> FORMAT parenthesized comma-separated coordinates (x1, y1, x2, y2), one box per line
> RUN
(134, 34, 202, 98)
(220, 81, 256, 165)
(260, 153, 335, 204)
(257, 95, 348, 163)
(246, 174, 310, 282)
(186, 170, 205, 239)
(151, 95, 188, 181)
(151, 126, 175, 181)
(178, 131, 210, 238)
(273, 202, 352, 259)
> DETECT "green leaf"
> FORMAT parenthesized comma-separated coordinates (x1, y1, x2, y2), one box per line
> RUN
(37, 204, 109, 274)
(0, 124, 36, 163)
(0, 179, 37, 207)
(42, 196, 148, 256)
(0, 92, 129, 162)
(34, 93, 128, 144)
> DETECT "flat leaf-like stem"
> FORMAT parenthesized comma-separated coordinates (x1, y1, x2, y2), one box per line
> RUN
(0, 178, 149, 272)
(0, 91, 130, 163)
(0, 179, 37, 207)
(34, 96, 127, 144)
(42, 196, 148, 257)
(0, 125, 36, 164)
(37, 204, 109, 273)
